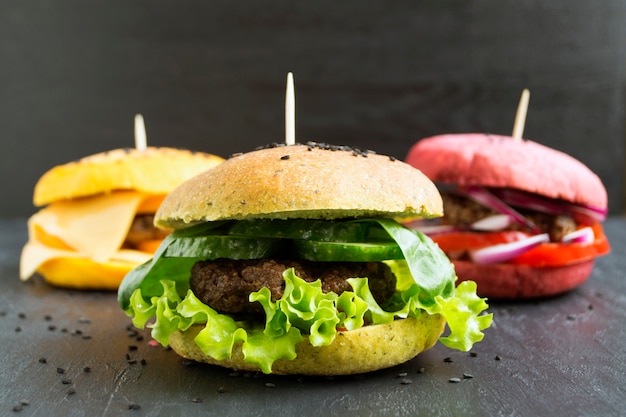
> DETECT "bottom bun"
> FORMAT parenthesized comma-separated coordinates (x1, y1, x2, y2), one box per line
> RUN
(37, 257, 137, 290)
(169, 314, 446, 375)
(453, 259, 595, 299)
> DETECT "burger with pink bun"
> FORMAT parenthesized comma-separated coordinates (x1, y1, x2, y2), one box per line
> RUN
(405, 133, 610, 299)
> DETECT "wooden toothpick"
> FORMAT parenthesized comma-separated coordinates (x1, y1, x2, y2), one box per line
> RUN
(134, 114, 147, 151)
(285, 72, 295, 146)
(512, 89, 530, 141)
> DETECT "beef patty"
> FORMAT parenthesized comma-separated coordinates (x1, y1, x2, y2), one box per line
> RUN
(124, 214, 170, 248)
(443, 192, 577, 241)
(190, 259, 396, 316)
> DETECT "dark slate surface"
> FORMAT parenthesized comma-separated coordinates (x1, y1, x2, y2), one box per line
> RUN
(1, 1, 625, 217)
(1, 217, 625, 417)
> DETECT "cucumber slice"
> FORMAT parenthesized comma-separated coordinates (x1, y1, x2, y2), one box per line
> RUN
(227, 219, 372, 242)
(163, 235, 281, 260)
(293, 240, 404, 262)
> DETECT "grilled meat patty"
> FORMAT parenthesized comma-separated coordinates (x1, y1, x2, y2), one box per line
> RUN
(190, 259, 397, 316)
(125, 215, 170, 248)
(443, 192, 577, 241)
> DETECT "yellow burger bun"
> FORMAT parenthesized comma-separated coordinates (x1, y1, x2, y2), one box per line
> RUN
(170, 315, 446, 376)
(34, 147, 224, 206)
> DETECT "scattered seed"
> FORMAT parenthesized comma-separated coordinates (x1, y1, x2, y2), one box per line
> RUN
(448, 377, 462, 383)
(128, 402, 141, 410)
(229, 372, 241, 377)
(397, 372, 408, 378)
(217, 386, 226, 393)
(38, 358, 47, 364)
(265, 382, 276, 388)
(463, 373, 474, 379)
(44, 315, 53, 321)
(12, 404, 23, 412)
(495, 355, 502, 361)
(191, 397, 203, 403)
(567, 314, 576, 321)
(19, 400, 29, 406)
(61, 378, 72, 385)
(67, 388, 76, 395)
(443, 357, 453, 363)
(78, 317, 92, 324)
(140, 359, 147, 366)
(83, 367, 91, 373)
(57, 367, 66, 374)
(82, 335, 92, 340)
(417, 367, 425, 374)
(469, 352, 478, 357)
(400, 378, 413, 385)
(14, 326, 21, 332)
(18, 313, 26, 319)
(48, 325, 57, 331)
(128, 345, 138, 351)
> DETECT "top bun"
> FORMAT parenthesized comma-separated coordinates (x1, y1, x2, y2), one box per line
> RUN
(406, 134, 607, 209)
(34, 147, 224, 206)
(156, 143, 443, 229)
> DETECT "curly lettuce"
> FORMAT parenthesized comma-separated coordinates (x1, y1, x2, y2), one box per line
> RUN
(120, 219, 493, 373)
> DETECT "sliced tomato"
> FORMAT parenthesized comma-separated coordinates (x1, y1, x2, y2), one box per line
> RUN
(510, 222, 610, 267)
(431, 230, 531, 253)
(429, 222, 610, 267)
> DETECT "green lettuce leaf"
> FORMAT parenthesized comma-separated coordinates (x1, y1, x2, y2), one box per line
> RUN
(120, 218, 492, 373)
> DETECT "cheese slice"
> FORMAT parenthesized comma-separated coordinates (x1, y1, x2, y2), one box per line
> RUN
(28, 191, 144, 263)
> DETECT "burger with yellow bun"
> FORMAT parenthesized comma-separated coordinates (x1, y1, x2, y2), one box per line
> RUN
(21, 147, 224, 289)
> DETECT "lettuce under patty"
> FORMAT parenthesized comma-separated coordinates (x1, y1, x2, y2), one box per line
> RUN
(119, 219, 492, 373)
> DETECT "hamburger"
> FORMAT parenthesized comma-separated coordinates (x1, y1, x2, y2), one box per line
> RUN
(405, 133, 610, 299)
(118, 142, 492, 376)
(20, 147, 224, 290)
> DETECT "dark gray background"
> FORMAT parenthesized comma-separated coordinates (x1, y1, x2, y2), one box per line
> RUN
(2, 1, 625, 217)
